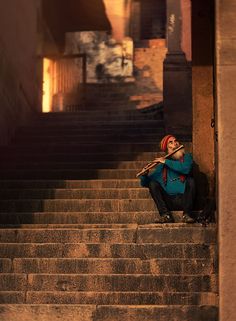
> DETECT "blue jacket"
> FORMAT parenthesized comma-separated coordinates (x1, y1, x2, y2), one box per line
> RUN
(140, 153, 193, 195)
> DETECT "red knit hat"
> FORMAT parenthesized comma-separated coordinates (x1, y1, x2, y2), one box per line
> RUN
(160, 135, 173, 152)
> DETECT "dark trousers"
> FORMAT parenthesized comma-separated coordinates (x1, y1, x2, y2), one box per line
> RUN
(148, 177, 196, 216)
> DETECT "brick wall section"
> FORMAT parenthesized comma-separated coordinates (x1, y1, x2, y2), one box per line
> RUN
(0, 0, 41, 146)
(134, 40, 167, 106)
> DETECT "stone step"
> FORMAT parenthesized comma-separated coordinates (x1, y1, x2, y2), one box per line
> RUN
(0, 226, 216, 243)
(0, 188, 150, 199)
(0, 211, 155, 225)
(21, 119, 164, 128)
(0, 291, 218, 305)
(2, 142, 162, 150)
(0, 274, 217, 292)
(0, 211, 204, 225)
(0, 152, 169, 162)
(36, 109, 162, 117)
(37, 110, 155, 116)
(1, 144, 168, 156)
(1, 258, 215, 275)
(0, 179, 140, 189)
(0, 161, 156, 171)
(16, 127, 166, 136)
(12, 135, 166, 144)
(31, 113, 162, 122)
(0, 304, 218, 321)
(0, 169, 145, 179)
(13, 136, 190, 146)
(0, 198, 162, 212)
(0, 243, 216, 259)
(0, 199, 208, 214)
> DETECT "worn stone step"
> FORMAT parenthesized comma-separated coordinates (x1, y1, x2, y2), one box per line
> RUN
(0, 179, 140, 189)
(0, 291, 218, 305)
(0, 152, 156, 162)
(13, 136, 165, 144)
(0, 211, 200, 225)
(31, 113, 162, 122)
(37, 110, 159, 117)
(0, 161, 154, 171)
(0, 211, 156, 224)
(0, 304, 218, 321)
(20, 119, 164, 128)
(0, 149, 194, 162)
(0, 243, 216, 259)
(0, 188, 150, 199)
(0, 198, 160, 212)
(0, 169, 144, 179)
(0, 274, 217, 292)
(0, 143, 192, 161)
(2, 143, 163, 153)
(0, 227, 137, 243)
(0, 152, 165, 162)
(8, 258, 215, 275)
(16, 127, 166, 136)
(13, 136, 191, 146)
(0, 225, 216, 244)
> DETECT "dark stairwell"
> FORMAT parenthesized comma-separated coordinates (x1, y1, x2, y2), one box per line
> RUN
(0, 100, 217, 321)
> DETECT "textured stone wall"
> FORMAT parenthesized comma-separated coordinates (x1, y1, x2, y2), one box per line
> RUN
(65, 32, 133, 83)
(216, 1, 236, 320)
(134, 40, 167, 93)
(0, 0, 41, 145)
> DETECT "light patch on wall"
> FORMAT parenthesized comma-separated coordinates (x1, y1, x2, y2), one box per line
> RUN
(42, 58, 53, 113)
(168, 14, 175, 34)
(103, 0, 132, 41)
(65, 32, 133, 83)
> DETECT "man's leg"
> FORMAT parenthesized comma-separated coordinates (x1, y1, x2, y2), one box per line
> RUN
(148, 180, 174, 223)
(182, 177, 196, 223)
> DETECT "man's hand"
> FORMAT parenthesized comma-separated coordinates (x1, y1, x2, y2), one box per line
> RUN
(142, 169, 149, 176)
(153, 157, 166, 164)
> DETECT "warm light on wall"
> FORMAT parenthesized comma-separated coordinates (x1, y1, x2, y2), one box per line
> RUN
(42, 58, 53, 113)
(103, 0, 132, 41)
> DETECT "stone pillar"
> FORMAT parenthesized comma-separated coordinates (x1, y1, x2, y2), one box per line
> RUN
(191, 0, 215, 206)
(130, 0, 141, 42)
(163, 0, 192, 135)
(216, 0, 236, 320)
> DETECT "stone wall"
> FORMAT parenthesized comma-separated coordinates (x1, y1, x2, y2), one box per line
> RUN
(133, 39, 167, 107)
(0, 0, 41, 146)
(65, 32, 133, 83)
(216, 0, 236, 320)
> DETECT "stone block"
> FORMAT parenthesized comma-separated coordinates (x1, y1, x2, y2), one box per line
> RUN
(0, 274, 27, 291)
(0, 305, 95, 321)
(26, 274, 216, 292)
(25, 291, 218, 306)
(0, 291, 25, 304)
(137, 226, 217, 244)
(94, 305, 218, 321)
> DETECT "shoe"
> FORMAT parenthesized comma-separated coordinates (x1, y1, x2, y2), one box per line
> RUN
(156, 213, 174, 223)
(182, 213, 195, 223)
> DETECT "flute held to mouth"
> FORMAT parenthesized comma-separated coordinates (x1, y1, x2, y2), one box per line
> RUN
(136, 145, 184, 178)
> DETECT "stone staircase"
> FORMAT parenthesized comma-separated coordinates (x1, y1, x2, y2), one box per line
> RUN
(0, 108, 218, 321)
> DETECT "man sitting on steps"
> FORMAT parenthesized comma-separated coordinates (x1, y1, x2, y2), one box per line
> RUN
(139, 135, 195, 223)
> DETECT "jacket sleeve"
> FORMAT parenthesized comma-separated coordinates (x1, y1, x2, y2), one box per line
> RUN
(164, 153, 193, 174)
(140, 174, 151, 187)
(139, 164, 163, 187)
